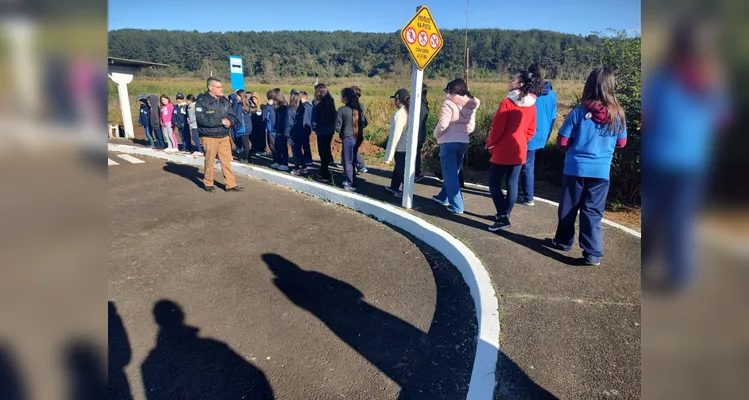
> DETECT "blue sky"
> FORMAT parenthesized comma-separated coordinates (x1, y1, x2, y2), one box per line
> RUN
(108, 0, 641, 36)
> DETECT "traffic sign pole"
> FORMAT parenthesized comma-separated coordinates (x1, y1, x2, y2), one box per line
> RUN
(402, 60, 423, 209)
(402, 5, 426, 209)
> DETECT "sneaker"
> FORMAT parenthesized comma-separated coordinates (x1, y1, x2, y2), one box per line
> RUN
(518, 197, 535, 206)
(550, 239, 571, 252)
(395, 191, 403, 198)
(447, 206, 463, 214)
(192, 151, 204, 156)
(305, 161, 315, 167)
(385, 187, 399, 195)
(414, 174, 425, 183)
(488, 216, 511, 231)
(314, 174, 331, 183)
(584, 256, 601, 266)
(270, 163, 280, 169)
(291, 168, 308, 176)
(359, 167, 369, 174)
(343, 182, 357, 192)
(204, 186, 215, 192)
(278, 165, 290, 172)
(226, 186, 244, 192)
(148, 144, 155, 149)
(431, 195, 449, 206)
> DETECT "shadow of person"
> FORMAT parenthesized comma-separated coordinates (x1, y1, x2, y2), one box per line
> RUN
(162, 162, 226, 190)
(64, 339, 107, 400)
(0, 342, 27, 400)
(109, 301, 133, 400)
(495, 352, 559, 400)
(263, 253, 475, 399)
(141, 300, 273, 400)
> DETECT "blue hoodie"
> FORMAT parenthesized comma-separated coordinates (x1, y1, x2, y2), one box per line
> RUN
(233, 105, 253, 137)
(262, 103, 276, 133)
(527, 82, 557, 151)
(138, 102, 151, 128)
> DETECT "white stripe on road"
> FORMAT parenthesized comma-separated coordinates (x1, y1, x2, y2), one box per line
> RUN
(116, 154, 145, 164)
(108, 158, 119, 166)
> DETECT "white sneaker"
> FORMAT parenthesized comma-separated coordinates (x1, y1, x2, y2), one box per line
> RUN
(192, 151, 204, 156)
(278, 165, 290, 171)
(270, 163, 280, 169)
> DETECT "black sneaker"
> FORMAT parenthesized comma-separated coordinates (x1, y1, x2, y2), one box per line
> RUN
(314, 174, 331, 183)
(204, 186, 215, 192)
(226, 186, 244, 192)
(488, 215, 511, 232)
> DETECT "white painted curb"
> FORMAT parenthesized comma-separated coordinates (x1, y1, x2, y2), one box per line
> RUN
(109, 144, 500, 400)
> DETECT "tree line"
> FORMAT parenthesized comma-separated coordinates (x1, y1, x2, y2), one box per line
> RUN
(108, 28, 612, 80)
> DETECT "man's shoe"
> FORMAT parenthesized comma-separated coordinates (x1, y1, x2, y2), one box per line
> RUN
(204, 186, 215, 192)
(226, 186, 244, 192)
(584, 256, 601, 266)
(314, 174, 331, 183)
(488, 216, 511, 231)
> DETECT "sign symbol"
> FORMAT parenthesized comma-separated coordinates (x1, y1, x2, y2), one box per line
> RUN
(429, 33, 440, 49)
(418, 31, 428, 47)
(405, 27, 416, 44)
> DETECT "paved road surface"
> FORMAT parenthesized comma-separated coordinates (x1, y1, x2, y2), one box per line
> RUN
(108, 152, 478, 399)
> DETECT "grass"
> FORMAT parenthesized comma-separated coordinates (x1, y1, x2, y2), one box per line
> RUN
(108, 76, 584, 144)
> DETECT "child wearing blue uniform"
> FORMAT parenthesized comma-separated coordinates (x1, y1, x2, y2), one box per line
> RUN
(138, 97, 156, 148)
(553, 68, 627, 266)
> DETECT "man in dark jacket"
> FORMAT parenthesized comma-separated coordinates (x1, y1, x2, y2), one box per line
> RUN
(195, 77, 243, 192)
(172, 93, 191, 153)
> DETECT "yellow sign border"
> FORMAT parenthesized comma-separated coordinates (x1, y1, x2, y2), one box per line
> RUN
(400, 6, 443, 70)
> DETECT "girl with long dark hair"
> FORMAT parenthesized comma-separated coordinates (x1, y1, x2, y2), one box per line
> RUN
(552, 68, 627, 266)
(335, 87, 364, 191)
(486, 70, 543, 230)
(270, 88, 290, 171)
(312, 83, 337, 182)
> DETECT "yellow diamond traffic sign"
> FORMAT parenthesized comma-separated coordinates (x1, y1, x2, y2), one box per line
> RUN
(400, 6, 443, 70)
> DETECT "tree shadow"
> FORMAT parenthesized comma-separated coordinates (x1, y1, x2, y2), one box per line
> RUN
(0, 342, 27, 400)
(162, 162, 225, 190)
(141, 300, 273, 400)
(109, 301, 133, 400)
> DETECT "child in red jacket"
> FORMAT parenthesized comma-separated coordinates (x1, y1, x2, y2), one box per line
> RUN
(486, 70, 543, 231)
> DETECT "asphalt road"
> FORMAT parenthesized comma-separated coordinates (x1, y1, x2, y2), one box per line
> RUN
(108, 152, 478, 399)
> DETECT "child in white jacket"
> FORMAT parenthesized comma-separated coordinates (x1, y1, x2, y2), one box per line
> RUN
(384, 88, 410, 197)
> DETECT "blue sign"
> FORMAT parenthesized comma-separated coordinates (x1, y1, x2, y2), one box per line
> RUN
(229, 55, 245, 91)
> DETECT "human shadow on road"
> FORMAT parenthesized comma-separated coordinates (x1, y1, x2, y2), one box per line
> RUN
(0, 342, 27, 400)
(109, 301, 133, 400)
(495, 352, 559, 400)
(64, 339, 107, 400)
(140, 300, 273, 400)
(163, 162, 226, 190)
(263, 252, 473, 399)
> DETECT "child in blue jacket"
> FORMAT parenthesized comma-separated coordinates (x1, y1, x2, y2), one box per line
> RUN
(138, 97, 156, 148)
(262, 90, 276, 159)
(519, 63, 557, 206)
(552, 68, 627, 266)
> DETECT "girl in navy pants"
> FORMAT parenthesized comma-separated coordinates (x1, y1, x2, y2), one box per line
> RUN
(553, 68, 627, 266)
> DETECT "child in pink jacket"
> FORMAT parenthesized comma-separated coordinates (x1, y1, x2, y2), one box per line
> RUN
(431, 78, 481, 214)
(160, 95, 178, 151)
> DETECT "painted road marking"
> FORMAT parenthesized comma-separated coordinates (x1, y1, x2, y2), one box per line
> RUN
(117, 154, 145, 164)
(108, 158, 119, 166)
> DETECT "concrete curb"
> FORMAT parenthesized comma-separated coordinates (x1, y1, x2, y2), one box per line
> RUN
(108, 144, 500, 400)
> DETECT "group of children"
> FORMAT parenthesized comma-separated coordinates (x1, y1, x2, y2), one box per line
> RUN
(137, 64, 626, 266)
(138, 93, 204, 155)
(379, 63, 626, 266)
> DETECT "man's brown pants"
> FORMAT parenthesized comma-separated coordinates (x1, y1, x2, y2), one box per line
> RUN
(203, 136, 237, 189)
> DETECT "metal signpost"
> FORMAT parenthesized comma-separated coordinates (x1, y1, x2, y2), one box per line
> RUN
(399, 6, 443, 209)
